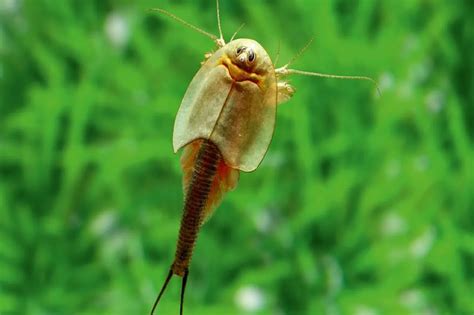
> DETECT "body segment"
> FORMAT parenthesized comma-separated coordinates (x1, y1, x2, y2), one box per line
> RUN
(172, 140, 222, 276)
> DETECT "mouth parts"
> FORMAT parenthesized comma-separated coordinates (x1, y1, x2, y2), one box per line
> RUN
(220, 56, 261, 85)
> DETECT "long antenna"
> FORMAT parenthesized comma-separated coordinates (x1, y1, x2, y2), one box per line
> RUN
(215, 0, 225, 46)
(274, 40, 282, 68)
(291, 69, 380, 95)
(149, 8, 218, 42)
(150, 269, 174, 315)
(275, 36, 380, 95)
(286, 37, 314, 68)
(230, 23, 245, 42)
(276, 67, 381, 96)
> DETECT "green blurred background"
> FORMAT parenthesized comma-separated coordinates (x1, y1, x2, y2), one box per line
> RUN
(1, 0, 473, 314)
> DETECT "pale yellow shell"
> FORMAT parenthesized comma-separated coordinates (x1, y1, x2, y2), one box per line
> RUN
(173, 38, 277, 172)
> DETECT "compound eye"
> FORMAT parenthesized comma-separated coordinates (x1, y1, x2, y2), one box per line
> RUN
(248, 49, 256, 62)
(236, 46, 245, 55)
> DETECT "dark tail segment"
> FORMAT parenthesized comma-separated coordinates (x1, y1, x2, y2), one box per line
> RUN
(180, 269, 189, 315)
(150, 268, 189, 315)
(172, 140, 222, 275)
(150, 140, 222, 315)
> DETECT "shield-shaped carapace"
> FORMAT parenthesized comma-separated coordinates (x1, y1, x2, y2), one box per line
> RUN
(149, 1, 377, 314)
(173, 38, 278, 172)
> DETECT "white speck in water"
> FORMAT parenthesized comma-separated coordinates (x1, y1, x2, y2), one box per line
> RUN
(380, 212, 406, 237)
(0, 0, 21, 13)
(90, 209, 117, 237)
(104, 12, 130, 49)
(102, 230, 129, 259)
(410, 227, 435, 258)
(425, 90, 445, 113)
(235, 285, 265, 312)
(378, 72, 395, 93)
(254, 210, 272, 233)
(355, 305, 379, 315)
(409, 60, 432, 84)
(400, 289, 426, 310)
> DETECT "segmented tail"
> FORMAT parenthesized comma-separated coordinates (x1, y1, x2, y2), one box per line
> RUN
(150, 140, 239, 315)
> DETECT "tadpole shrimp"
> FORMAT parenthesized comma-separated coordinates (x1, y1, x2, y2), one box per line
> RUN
(149, 1, 378, 314)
